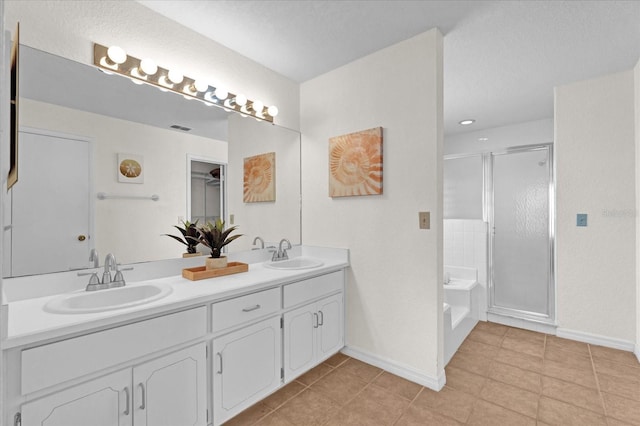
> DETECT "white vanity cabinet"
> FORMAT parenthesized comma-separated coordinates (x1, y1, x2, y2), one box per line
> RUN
(20, 343, 208, 426)
(212, 316, 281, 425)
(282, 271, 344, 383)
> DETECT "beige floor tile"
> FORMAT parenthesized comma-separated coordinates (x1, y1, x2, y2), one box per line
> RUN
(412, 386, 476, 423)
(310, 368, 368, 406)
(496, 347, 544, 373)
(337, 358, 383, 383)
(544, 345, 593, 371)
(254, 411, 296, 426)
(480, 379, 539, 418)
(337, 384, 410, 425)
(323, 407, 389, 426)
(296, 363, 333, 385)
(458, 338, 501, 358)
(277, 389, 340, 426)
(597, 372, 640, 402)
(466, 400, 536, 426)
(589, 345, 640, 367)
(372, 371, 423, 401)
(592, 358, 640, 383)
(323, 352, 350, 367)
(537, 396, 607, 426)
(445, 365, 487, 396)
(395, 404, 463, 426)
(505, 327, 546, 344)
(541, 376, 604, 414)
(448, 350, 494, 377)
(602, 392, 640, 425)
(473, 321, 510, 337)
(607, 418, 637, 426)
(223, 402, 272, 426)
(488, 361, 542, 394)
(545, 335, 590, 356)
(502, 335, 545, 358)
(262, 381, 306, 410)
(542, 359, 598, 389)
(468, 328, 505, 347)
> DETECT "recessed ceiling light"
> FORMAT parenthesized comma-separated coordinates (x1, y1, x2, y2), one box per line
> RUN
(459, 119, 475, 126)
(478, 137, 488, 141)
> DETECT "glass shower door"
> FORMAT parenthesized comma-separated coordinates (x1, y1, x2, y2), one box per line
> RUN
(489, 146, 553, 321)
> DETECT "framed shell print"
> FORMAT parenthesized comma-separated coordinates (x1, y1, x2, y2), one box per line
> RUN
(117, 153, 144, 183)
(244, 152, 275, 202)
(329, 127, 383, 197)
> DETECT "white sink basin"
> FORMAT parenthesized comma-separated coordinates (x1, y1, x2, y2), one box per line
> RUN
(264, 257, 324, 270)
(44, 283, 173, 314)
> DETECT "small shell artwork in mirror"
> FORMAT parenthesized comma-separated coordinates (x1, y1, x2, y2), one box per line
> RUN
(329, 127, 383, 197)
(117, 153, 144, 183)
(243, 152, 275, 202)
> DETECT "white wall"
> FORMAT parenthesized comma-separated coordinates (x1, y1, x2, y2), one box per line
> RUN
(555, 70, 636, 343)
(635, 58, 640, 360)
(20, 98, 227, 264)
(300, 29, 444, 386)
(5, 0, 299, 130)
(445, 118, 554, 155)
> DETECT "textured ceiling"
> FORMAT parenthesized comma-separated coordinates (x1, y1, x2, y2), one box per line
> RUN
(138, 1, 640, 134)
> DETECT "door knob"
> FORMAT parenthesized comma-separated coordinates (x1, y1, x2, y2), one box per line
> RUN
(77, 235, 86, 241)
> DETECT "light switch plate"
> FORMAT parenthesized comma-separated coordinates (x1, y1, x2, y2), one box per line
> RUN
(230, 214, 235, 225)
(577, 213, 587, 227)
(419, 212, 430, 229)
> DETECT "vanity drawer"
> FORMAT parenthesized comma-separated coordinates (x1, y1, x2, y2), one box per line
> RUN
(283, 271, 344, 308)
(21, 306, 207, 395)
(212, 287, 280, 333)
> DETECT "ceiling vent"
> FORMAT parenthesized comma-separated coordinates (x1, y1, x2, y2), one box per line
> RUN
(170, 124, 192, 132)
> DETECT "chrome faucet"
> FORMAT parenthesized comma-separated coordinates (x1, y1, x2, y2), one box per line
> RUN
(89, 248, 99, 268)
(80, 252, 131, 291)
(272, 238, 292, 261)
(252, 236, 265, 250)
(102, 253, 117, 285)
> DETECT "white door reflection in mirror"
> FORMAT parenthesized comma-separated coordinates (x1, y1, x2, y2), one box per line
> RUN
(11, 128, 92, 276)
(187, 155, 226, 227)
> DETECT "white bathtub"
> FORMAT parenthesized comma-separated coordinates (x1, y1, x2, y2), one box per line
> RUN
(443, 267, 480, 365)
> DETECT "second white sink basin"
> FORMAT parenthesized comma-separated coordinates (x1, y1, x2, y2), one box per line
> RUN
(44, 283, 173, 314)
(264, 257, 324, 270)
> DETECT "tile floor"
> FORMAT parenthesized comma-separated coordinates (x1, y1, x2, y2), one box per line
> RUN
(224, 321, 640, 425)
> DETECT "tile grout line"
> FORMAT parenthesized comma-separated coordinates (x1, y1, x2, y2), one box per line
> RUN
(588, 343, 610, 424)
(536, 333, 547, 422)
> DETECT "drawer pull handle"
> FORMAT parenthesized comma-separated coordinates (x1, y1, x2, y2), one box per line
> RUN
(318, 310, 324, 326)
(313, 312, 319, 328)
(139, 383, 146, 410)
(217, 352, 223, 374)
(242, 304, 261, 312)
(123, 386, 130, 415)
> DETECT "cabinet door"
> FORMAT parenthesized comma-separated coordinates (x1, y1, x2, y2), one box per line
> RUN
(21, 369, 131, 426)
(283, 303, 317, 383)
(133, 343, 207, 426)
(317, 293, 344, 360)
(213, 316, 281, 425)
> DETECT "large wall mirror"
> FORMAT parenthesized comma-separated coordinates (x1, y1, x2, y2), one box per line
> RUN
(4, 45, 301, 278)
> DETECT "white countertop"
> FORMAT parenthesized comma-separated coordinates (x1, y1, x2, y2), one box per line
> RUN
(4, 246, 349, 349)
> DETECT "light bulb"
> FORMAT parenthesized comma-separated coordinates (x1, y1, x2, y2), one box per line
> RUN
(130, 78, 144, 85)
(252, 100, 264, 113)
(107, 46, 127, 65)
(214, 87, 228, 101)
(140, 58, 158, 76)
(168, 69, 184, 85)
(235, 94, 247, 107)
(193, 79, 209, 93)
(267, 105, 279, 117)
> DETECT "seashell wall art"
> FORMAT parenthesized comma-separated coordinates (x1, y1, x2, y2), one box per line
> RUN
(117, 153, 144, 183)
(329, 127, 383, 197)
(243, 152, 276, 202)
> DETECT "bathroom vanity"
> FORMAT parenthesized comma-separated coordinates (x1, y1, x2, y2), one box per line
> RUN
(2, 247, 348, 426)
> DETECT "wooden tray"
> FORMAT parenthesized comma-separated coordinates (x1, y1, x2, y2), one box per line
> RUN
(182, 262, 249, 281)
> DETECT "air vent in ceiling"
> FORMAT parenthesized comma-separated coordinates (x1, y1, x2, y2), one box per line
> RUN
(170, 124, 192, 132)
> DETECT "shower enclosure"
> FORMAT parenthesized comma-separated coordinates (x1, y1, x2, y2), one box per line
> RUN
(488, 145, 554, 323)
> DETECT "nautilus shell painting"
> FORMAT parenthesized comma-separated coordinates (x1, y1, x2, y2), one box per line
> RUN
(117, 153, 144, 183)
(244, 152, 276, 202)
(329, 127, 383, 197)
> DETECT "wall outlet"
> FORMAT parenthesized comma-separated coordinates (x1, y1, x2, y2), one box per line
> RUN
(576, 213, 587, 227)
(419, 211, 430, 229)
(229, 214, 235, 225)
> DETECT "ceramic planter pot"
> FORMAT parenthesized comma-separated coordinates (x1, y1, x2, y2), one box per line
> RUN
(206, 256, 228, 269)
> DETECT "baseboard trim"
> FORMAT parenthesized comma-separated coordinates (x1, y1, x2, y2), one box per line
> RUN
(341, 345, 445, 391)
(635, 344, 640, 363)
(556, 328, 635, 352)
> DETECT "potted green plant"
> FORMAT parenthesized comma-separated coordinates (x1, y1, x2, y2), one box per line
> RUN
(190, 219, 242, 269)
(163, 220, 201, 257)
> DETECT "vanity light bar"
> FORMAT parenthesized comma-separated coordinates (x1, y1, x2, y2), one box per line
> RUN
(93, 43, 278, 123)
